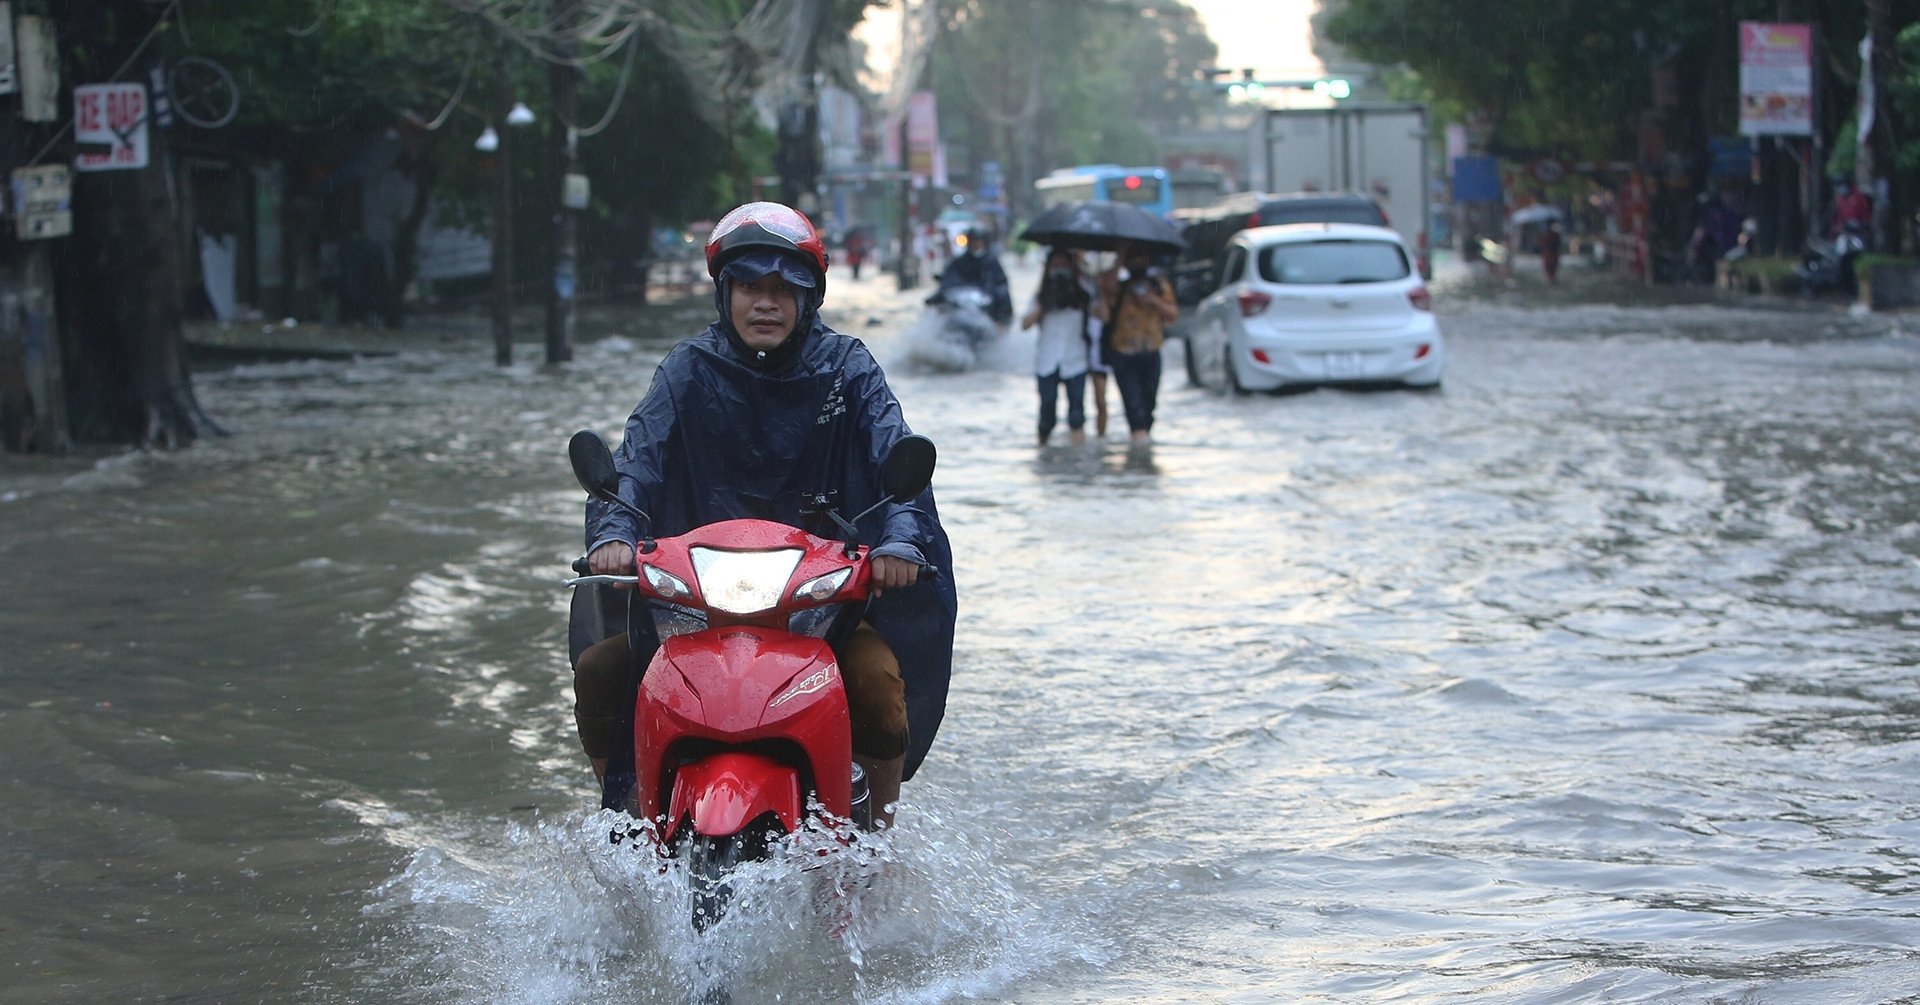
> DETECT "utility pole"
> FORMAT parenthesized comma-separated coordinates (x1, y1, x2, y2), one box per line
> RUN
(896, 112, 915, 291)
(775, 0, 824, 213)
(1864, 0, 1897, 252)
(544, 0, 579, 365)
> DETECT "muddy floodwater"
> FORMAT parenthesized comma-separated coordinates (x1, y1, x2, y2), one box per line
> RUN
(3, 261, 1918, 1004)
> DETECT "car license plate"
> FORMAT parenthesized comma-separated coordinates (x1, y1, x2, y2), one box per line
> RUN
(1325, 351, 1364, 377)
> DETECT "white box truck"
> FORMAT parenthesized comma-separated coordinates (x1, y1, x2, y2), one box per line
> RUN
(1249, 103, 1431, 277)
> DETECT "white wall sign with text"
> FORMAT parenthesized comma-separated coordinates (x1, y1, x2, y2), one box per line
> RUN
(74, 82, 150, 171)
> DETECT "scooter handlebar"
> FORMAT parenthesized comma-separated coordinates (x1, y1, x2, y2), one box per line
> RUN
(564, 554, 935, 588)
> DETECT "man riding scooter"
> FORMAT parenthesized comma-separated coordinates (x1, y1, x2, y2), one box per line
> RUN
(928, 225, 1013, 325)
(570, 201, 959, 829)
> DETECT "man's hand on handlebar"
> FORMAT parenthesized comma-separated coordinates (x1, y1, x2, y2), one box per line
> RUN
(588, 540, 637, 587)
(869, 555, 920, 594)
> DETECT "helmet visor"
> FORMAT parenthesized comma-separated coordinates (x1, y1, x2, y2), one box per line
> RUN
(720, 250, 818, 290)
(711, 202, 816, 247)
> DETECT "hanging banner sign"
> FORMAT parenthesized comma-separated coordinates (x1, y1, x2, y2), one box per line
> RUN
(906, 90, 939, 183)
(1738, 21, 1812, 137)
(74, 82, 150, 171)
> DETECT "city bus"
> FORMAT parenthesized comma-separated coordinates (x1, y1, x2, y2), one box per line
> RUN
(1032, 164, 1174, 217)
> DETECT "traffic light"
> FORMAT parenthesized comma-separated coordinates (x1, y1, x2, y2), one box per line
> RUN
(1313, 78, 1352, 100)
(1199, 69, 1355, 101)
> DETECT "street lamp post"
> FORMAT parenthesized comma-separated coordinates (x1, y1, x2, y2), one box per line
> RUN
(481, 45, 537, 368)
(544, 0, 580, 366)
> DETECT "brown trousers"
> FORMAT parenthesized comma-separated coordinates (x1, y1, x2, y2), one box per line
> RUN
(573, 622, 908, 761)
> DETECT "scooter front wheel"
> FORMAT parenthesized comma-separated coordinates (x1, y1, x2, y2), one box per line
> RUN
(689, 833, 747, 932)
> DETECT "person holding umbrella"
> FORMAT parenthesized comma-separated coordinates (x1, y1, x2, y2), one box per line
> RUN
(1019, 201, 1184, 444)
(1096, 242, 1179, 445)
(1020, 247, 1097, 445)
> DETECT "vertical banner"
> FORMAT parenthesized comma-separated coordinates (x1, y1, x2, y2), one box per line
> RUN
(1738, 21, 1812, 136)
(905, 90, 938, 183)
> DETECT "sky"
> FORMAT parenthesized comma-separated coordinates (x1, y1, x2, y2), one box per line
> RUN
(855, 0, 1324, 94)
(1185, 0, 1325, 79)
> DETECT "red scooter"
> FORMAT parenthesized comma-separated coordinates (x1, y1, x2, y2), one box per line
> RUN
(565, 429, 937, 928)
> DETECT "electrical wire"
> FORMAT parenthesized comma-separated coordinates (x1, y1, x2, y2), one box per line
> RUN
(412, 38, 479, 131)
(562, 26, 640, 137)
(287, 0, 339, 38)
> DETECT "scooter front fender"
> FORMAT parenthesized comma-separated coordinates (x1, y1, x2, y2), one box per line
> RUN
(667, 751, 803, 839)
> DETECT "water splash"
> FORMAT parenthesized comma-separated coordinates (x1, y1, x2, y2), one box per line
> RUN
(363, 793, 1101, 1005)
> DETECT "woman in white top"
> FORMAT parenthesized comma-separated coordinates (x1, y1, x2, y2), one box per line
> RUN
(1020, 247, 1097, 445)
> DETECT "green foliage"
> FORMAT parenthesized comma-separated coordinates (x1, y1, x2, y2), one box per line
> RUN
(1894, 23, 1920, 176)
(155, 1, 481, 139)
(137, 2, 775, 238)
(1321, 0, 1800, 160)
(926, 0, 1217, 195)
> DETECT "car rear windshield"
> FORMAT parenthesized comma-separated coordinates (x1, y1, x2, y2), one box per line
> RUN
(1257, 203, 1386, 227)
(1258, 240, 1410, 285)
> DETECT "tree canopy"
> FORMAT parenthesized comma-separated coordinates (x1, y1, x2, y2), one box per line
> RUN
(1323, 0, 1918, 168)
(924, 0, 1217, 210)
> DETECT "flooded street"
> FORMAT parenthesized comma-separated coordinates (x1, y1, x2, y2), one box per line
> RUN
(4, 260, 1919, 1004)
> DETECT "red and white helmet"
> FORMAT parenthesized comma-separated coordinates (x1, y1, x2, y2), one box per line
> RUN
(704, 201, 829, 284)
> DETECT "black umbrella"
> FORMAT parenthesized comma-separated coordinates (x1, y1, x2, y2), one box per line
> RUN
(1019, 200, 1186, 254)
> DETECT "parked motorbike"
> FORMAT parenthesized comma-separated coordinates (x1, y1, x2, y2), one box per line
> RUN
(563, 428, 937, 930)
(905, 284, 1005, 372)
(1795, 221, 1868, 297)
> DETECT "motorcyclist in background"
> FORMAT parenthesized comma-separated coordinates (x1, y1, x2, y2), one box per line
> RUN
(570, 201, 959, 829)
(932, 225, 1013, 324)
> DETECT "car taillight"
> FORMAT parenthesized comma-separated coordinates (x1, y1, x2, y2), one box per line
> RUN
(1413, 343, 1432, 359)
(1247, 213, 1261, 229)
(1237, 289, 1272, 316)
(1408, 286, 1431, 311)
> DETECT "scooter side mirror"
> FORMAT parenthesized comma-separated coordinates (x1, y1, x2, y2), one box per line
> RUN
(568, 429, 621, 502)
(880, 434, 937, 503)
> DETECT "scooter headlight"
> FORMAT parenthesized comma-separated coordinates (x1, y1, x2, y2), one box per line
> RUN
(690, 547, 803, 615)
(793, 567, 852, 603)
(642, 564, 691, 600)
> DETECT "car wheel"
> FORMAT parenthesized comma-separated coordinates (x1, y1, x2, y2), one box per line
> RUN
(1183, 335, 1203, 388)
(1225, 345, 1249, 396)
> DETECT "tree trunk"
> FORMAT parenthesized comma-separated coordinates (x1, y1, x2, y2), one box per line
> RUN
(48, 0, 217, 449)
(62, 136, 219, 448)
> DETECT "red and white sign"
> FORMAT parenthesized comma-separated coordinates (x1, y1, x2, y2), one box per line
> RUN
(1738, 22, 1812, 137)
(74, 82, 150, 171)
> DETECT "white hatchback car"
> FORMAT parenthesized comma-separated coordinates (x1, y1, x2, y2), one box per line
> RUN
(1185, 223, 1443, 392)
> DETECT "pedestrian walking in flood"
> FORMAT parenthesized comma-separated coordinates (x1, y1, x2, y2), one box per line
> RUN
(1021, 247, 1096, 445)
(1097, 242, 1179, 445)
(1539, 222, 1564, 284)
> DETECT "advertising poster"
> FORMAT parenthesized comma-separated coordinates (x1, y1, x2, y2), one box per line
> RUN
(1739, 21, 1812, 136)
